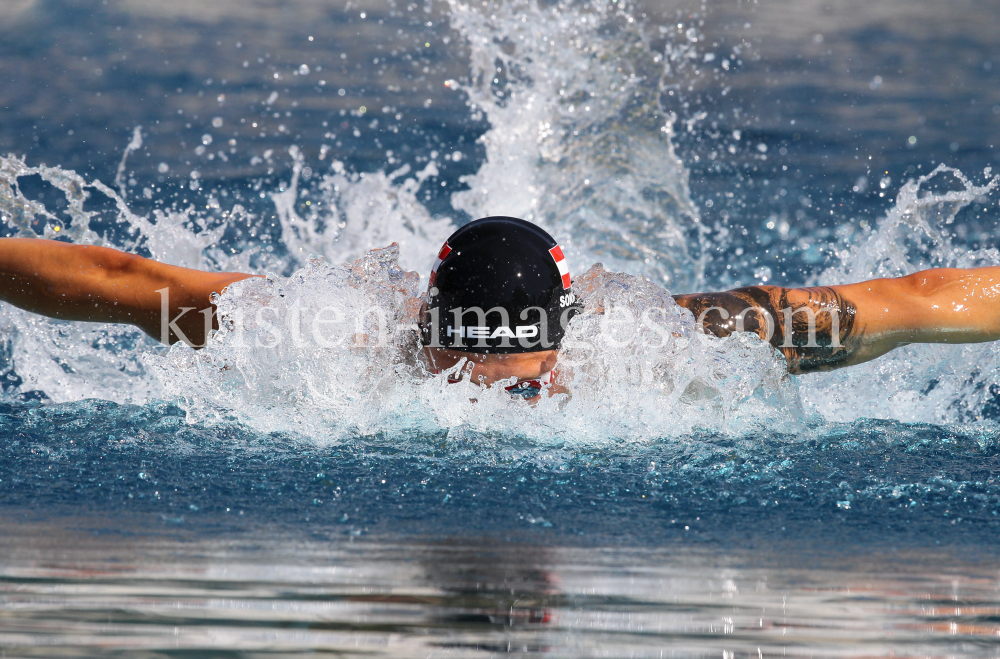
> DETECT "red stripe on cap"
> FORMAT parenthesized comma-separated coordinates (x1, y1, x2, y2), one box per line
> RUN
(428, 241, 451, 289)
(549, 245, 571, 289)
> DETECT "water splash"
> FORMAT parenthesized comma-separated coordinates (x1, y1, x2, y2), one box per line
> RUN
(0, 157, 166, 403)
(270, 146, 454, 275)
(447, 0, 707, 291)
(148, 244, 430, 437)
(830, 165, 999, 281)
(0, 151, 453, 405)
(115, 125, 144, 201)
(153, 160, 1000, 441)
(0, 155, 108, 245)
(143, 240, 794, 444)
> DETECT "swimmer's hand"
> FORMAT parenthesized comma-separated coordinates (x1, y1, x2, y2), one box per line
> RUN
(0, 238, 257, 347)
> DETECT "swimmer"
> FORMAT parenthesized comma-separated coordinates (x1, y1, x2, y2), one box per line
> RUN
(3, 215, 1000, 400)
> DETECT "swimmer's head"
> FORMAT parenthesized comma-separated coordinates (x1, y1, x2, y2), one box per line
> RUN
(420, 216, 583, 354)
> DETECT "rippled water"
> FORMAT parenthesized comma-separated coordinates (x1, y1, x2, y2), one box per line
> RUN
(1, 0, 1000, 655)
(4, 523, 1000, 657)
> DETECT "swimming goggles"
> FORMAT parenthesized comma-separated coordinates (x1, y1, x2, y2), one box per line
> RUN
(504, 371, 553, 399)
(436, 367, 554, 399)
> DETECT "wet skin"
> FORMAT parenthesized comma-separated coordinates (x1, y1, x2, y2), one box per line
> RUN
(0, 238, 252, 346)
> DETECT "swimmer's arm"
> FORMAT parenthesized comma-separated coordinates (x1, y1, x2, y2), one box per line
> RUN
(673, 267, 1000, 374)
(0, 238, 257, 346)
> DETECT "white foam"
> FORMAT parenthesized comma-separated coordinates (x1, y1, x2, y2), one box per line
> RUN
(145, 244, 794, 443)
(0, 149, 453, 406)
(270, 146, 454, 276)
(446, 0, 707, 291)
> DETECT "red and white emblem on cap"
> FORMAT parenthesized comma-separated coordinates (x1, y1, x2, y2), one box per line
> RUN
(549, 245, 572, 290)
(429, 241, 451, 286)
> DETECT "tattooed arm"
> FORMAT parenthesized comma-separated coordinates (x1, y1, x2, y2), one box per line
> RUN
(673, 285, 860, 373)
(673, 267, 1000, 374)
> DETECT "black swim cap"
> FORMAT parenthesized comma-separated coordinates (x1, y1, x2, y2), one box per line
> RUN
(421, 216, 583, 353)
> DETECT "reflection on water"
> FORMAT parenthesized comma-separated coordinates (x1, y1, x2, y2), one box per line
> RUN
(1, 516, 999, 657)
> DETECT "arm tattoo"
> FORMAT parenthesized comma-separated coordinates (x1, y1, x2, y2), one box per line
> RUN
(673, 286, 862, 374)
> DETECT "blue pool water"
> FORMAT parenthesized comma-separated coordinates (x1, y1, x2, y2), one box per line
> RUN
(2, 0, 1000, 655)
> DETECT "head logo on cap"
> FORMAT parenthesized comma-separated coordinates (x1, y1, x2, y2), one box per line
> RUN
(421, 216, 583, 353)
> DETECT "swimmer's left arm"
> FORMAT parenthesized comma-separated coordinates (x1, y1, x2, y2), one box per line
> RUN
(673, 284, 863, 374)
(674, 267, 1000, 374)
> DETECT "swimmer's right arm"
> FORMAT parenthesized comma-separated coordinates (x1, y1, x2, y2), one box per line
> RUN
(0, 238, 257, 346)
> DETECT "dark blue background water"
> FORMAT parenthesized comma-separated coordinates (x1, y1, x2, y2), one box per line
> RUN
(4, 398, 1000, 555)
